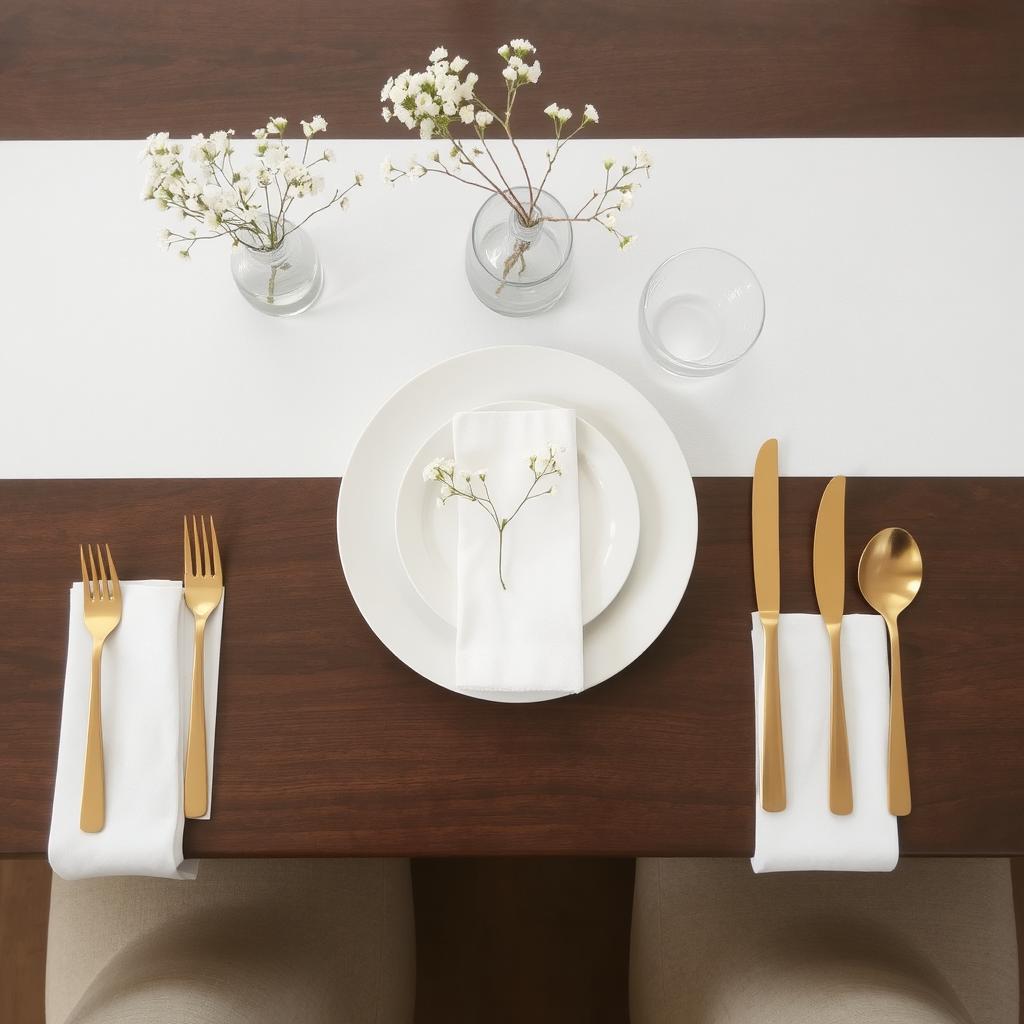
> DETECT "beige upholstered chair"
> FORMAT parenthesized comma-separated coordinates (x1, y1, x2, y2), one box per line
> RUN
(46, 858, 415, 1024)
(630, 858, 1018, 1024)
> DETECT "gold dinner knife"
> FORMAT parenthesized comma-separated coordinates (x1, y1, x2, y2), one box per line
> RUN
(752, 439, 785, 812)
(813, 476, 853, 815)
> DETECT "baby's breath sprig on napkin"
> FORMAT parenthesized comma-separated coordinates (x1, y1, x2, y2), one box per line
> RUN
(380, 41, 651, 253)
(424, 442, 565, 591)
(141, 116, 364, 258)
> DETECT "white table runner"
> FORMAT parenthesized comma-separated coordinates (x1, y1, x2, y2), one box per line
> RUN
(1, 137, 1021, 478)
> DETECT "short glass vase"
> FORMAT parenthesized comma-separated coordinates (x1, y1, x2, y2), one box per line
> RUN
(230, 217, 324, 317)
(465, 187, 573, 317)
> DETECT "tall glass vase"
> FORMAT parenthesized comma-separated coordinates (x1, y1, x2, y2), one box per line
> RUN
(465, 187, 573, 317)
(230, 216, 323, 317)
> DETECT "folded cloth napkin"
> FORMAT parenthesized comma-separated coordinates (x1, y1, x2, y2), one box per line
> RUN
(49, 581, 224, 880)
(751, 612, 898, 873)
(453, 409, 584, 694)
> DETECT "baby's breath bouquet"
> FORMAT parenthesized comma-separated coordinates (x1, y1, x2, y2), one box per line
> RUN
(141, 117, 363, 314)
(381, 41, 652, 313)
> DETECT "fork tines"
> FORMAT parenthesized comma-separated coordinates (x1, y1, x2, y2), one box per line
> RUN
(79, 543, 120, 600)
(183, 515, 221, 579)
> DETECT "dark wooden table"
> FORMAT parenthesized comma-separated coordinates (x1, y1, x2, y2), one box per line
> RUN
(3, 5, 1023, 1020)
(2, 477, 1022, 858)
(2, 0, 1022, 140)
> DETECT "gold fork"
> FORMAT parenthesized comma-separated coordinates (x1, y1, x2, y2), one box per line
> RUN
(183, 515, 223, 819)
(79, 544, 122, 833)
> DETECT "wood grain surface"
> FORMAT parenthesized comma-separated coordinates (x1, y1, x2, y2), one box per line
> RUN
(2, 0, 1023, 140)
(1, 476, 1022, 858)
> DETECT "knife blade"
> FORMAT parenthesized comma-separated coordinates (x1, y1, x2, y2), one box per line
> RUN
(813, 475, 853, 815)
(752, 439, 785, 812)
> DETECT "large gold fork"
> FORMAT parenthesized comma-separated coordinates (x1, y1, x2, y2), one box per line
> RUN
(183, 515, 223, 819)
(79, 544, 122, 833)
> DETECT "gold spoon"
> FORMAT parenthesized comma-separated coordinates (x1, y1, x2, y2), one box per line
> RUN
(857, 528, 923, 816)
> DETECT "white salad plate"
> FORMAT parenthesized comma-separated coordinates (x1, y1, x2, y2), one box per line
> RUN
(395, 400, 640, 628)
(337, 345, 698, 703)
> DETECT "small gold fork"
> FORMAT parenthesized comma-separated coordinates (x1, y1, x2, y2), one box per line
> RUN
(79, 544, 122, 833)
(183, 516, 223, 819)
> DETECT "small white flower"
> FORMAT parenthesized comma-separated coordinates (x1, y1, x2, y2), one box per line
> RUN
(497, 44, 511, 59)
(381, 157, 395, 180)
(311, 114, 327, 133)
(509, 38, 535, 53)
(525, 61, 541, 83)
(583, 104, 599, 123)
(177, 248, 191, 261)
(618, 188, 633, 208)
(544, 102, 559, 117)
(429, 46, 448, 62)
(419, 118, 435, 140)
(619, 235, 635, 250)
(557, 107, 571, 123)
(502, 66, 518, 82)
(381, 107, 393, 122)
(266, 116, 287, 135)
(475, 110, 494, 128)
(354, 171, 365, 185)
(459, 105, 475, 124)
(409, 162, 426, 179)
(323, 147, 335, 162)
(600, 211, 617, 228)
(633, 146, 653, 169)
(339, 196, 350, 211)
(475, 469, 488, 480)
(450, 55, 468, 73)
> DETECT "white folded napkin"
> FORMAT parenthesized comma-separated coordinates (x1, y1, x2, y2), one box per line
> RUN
(751, 612, 898, 873)
(453, 409, 584, 694)
(49, 581, 223, 880)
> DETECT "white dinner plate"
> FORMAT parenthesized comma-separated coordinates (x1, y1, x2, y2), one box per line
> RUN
(395, 401, 640, 627)
(337, 346, 698, 703)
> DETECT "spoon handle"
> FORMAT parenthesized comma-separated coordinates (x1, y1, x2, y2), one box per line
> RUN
(887, 619, 911, 816)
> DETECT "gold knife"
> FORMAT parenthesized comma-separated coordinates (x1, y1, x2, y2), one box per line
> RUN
(752, 439, 785, 812)
(813, 476, 853, 815)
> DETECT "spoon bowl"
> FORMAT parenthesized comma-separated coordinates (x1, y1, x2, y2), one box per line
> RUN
(858, 528, 923, 621)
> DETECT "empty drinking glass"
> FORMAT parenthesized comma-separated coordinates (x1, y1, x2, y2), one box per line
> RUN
(639, 248, 765, 377)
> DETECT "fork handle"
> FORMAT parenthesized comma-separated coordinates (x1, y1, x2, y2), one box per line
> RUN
(184, 618, 208, 819)
(80, 643, 105, 832)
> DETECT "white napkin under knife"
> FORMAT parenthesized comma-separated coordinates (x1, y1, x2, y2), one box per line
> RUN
(751, 612, 898, 873)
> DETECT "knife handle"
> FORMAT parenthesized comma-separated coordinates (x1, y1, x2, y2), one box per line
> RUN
(887, 619, 911, 816)
(827, 624, 853, 815)
(761, 618, 786, 812)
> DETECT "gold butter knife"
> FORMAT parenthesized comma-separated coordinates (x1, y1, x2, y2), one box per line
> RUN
(752, 439, 785, 812)
(813, 476, 853, 815)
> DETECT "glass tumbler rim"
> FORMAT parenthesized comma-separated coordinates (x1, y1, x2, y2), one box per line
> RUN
(639, 246, 765, 377)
